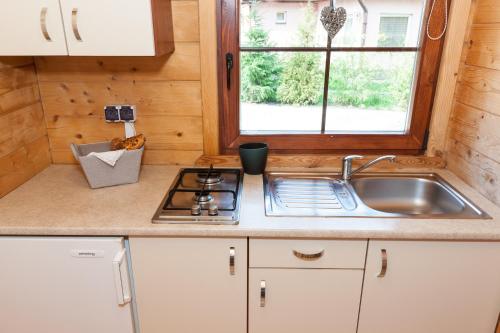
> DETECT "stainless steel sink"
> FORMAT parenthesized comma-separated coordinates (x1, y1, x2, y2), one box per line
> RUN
(264, 172, 489, 219)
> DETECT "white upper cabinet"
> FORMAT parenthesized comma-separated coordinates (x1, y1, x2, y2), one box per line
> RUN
(0, 0, 68, 55)
(358, 241, 500, 333)
(60, 0, 172, 56)
(0, 0, 173, 56)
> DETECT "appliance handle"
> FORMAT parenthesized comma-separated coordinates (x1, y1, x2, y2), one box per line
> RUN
(113, 249, 131, 305)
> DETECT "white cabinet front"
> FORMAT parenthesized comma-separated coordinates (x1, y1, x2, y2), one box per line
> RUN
(0, 237, 134, 333)
(0, 0, 68, 55)
(249, 268, 363, 333)
(130, 237, 247, 333)
(59, 0, 157, 56)
(358, 240, 500, 333)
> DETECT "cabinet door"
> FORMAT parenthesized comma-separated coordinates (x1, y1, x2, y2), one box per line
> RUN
(0, 237, 133, 333)
(0, 0, 67, 55)
(249, 269, 363, 333)
(130, 237, 247, 333)
(358, 241, 500, 333)
(59, 0, 157, 55)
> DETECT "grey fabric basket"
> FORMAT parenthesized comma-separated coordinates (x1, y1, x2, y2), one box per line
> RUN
(70, 141, 144, 189)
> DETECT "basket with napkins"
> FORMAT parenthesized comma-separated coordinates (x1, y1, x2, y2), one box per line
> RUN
(70, 134, 146, 189)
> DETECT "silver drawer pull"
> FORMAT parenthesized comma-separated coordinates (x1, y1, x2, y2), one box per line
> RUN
(72, 8, 82, 41)
(377, 249, 388, 278)
(260, 280, 266, 307)
(229, 247, 235, 275)
(40, 7, 51, 41)
(293, 249, 324, 261)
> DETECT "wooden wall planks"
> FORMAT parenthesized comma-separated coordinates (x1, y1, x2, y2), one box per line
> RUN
(446, 0, 500, 206)
(35, 0, 204, 165)
(0, 57, 51, 198)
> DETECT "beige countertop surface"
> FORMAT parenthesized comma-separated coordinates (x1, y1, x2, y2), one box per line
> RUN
(0, 165, 499, 240)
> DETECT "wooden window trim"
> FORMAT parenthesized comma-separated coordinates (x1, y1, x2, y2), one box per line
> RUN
(217, 0, 450, 155)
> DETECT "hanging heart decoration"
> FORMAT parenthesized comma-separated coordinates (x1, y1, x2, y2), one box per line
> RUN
(320, 6, 347, 40)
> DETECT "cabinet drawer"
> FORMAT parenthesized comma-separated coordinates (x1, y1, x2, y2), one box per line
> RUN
(250, 239, 367, 269)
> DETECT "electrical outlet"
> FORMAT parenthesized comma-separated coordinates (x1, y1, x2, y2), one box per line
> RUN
(104, 106, 120, 122)
(119, 105, 136, 122)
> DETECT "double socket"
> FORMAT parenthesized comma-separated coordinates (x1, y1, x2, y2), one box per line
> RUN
(104, 105, 136, 123)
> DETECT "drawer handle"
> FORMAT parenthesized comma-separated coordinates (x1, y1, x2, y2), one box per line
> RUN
(293, 249, 324, 261)
(229, 247, 235, 275)
(40, 7, 52, 41)
(72, 8, 82, 41)
(377, 249, 388, 278)
(260, 280, 266, 307)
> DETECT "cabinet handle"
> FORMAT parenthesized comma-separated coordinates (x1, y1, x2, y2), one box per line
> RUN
(40, 7, 52, 41)
(113, 249, 132, 305)
(72, 8, 83, 41)
(377, 249, 388, 278)
(229, 247, 235, 275)
(293, 249, 324, 261)
(260, 280, 266, 307)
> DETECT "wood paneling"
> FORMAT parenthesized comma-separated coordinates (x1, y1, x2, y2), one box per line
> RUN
(427, 0, 474, 157)
(196, 155, 445, 170)
(466, 24, 500, 70)
(446, 0, 500, 206)
(0, 58, 50, 198)
(35, 0, 204, 165)
(199, 0, 219, 155)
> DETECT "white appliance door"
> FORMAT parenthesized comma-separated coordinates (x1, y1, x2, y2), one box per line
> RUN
(0, 237, 134, 333)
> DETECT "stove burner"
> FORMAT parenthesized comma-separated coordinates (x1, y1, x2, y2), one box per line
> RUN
(196, 171, 224, 185)
(193, 191, 214, 203)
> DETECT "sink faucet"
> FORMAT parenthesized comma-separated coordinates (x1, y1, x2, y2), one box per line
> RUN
(341, 155, 396, 181)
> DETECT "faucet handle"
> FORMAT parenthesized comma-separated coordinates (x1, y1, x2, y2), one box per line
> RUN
(343, 155, 364, 162)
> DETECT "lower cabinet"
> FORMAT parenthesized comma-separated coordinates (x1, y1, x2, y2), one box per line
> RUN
(249, 268, 363, 333)
(248, 239, 367, 333)
(358, 241, 500, 333)
(129, 237, 247, 333)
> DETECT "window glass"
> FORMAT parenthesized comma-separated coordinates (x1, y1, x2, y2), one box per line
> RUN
(238, 0, 426, 135)
(325, 52, 417, 133)
(240, 0, 327, 48)
(240, 52, 326, 134)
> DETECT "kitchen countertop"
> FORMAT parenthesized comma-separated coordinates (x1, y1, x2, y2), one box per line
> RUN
(0, 165, 499, 240)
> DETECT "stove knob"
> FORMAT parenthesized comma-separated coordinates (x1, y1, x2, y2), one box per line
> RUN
(191, 204, 202, 216)
(208, 204, 219, 216)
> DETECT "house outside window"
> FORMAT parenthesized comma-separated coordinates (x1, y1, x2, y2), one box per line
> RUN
(276, 11, 287, 24)
(378, 15, 410, 47)
(222, 0, 448, 153)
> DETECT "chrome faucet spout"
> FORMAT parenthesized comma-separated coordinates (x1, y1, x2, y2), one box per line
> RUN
(341, 155, 396, 181)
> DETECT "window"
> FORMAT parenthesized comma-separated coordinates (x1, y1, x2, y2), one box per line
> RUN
(276, 11, 287, 24)
(378, 16, 410, 47)
(219, 0, 449, 153)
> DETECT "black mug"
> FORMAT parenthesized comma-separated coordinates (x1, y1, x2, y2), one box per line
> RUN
(239, 143, 268, 175)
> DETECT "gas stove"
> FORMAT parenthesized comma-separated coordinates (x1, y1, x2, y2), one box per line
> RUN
(152, 167, 244, 224)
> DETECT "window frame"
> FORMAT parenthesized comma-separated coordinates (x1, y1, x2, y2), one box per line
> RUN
(217, 0, 451, 154)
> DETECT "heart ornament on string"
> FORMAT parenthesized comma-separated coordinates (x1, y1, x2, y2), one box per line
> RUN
(320, 6, 347, 40)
